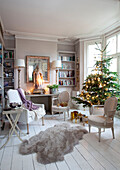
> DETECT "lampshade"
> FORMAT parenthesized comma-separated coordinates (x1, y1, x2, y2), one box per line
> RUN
(14, 59, 25, 68)
(52, 60, 62, 69)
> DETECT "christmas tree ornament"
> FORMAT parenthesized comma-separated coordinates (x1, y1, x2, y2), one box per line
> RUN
(72, 43, 120, 110)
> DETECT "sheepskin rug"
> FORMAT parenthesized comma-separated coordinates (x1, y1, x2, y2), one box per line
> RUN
(19, 123, 88, 164)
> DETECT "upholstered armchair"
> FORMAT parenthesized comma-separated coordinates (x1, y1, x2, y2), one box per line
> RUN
(7, 89, 46, 134)
(88, 97, 118, 142)
(52, 91, 70, 121)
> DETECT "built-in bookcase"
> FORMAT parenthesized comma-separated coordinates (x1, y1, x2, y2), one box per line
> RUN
(0, 37, 4, 116)
(4, 49, 15, 96)
(58, 51, 76, 87)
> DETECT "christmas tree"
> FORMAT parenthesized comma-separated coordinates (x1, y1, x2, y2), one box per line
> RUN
(73, 43, 120, 110)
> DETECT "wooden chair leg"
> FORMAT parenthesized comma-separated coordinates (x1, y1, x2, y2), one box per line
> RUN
(99, 128, 101, 142)
(42, 117, 44, 126)
(89, 124, 91, 133)
(67, 110, 69, 117)
(64, 112, 66, 121)
(111, 127, 115, 139)
(27, 123, 29, 134)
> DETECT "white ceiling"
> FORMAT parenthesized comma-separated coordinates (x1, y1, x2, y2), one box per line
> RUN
(0, 0, 120, 39)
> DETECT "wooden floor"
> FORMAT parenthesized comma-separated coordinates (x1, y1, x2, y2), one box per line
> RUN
(0, 111, 120, 170)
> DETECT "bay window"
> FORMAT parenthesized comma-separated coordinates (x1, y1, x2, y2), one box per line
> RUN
(85, 41, 101, 77)
(106, 32, 120, 84)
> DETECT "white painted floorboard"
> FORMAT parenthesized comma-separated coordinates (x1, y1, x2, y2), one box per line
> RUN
(0, 113, 120, 170)
(11, 146, 23, 170)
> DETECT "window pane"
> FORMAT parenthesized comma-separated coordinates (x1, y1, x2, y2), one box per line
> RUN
(118, 34, 120, 53)
(87, 44, 101, 68)
(107, 36, 116, 55)
(87, 67, 96, 76)
(87, 67, 93, 75)
(109, 58, 117, 72)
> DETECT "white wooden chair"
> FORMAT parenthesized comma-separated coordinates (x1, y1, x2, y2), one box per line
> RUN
(7, 89, 46, 134)
(52, 91, 70, 121)
(88, 97, 118, 142)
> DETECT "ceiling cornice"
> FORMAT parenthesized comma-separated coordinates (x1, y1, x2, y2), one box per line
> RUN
(103, 26, 120, 38)
(74, 20, 120, 43)
(57, 41, 74, 46)
(4, 19, 120, 45)
(5, 30, 62, 42)
(73, 19, 120, 40)
(74, 36, 101, 45)
(79, 36, 101, 42)
(5, 30, 75, 45)
(100, 20, 120, 36)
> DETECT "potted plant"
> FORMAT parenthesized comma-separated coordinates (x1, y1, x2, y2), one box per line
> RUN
(47, 84, 59, 94)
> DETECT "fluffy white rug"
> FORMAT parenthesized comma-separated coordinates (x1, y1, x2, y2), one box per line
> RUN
(19, 123, 88, 164)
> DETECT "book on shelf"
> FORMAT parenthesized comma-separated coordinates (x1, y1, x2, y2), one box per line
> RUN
(58, 55, 75, 61)
(4, 51, 14, 59)
(4, 61, 14, 68)
(59, 79, 75, 86)
(0, 94, 2, 103)
(0, 85, 2, 90)
(0, 53, 2, 64)
(59, 70, 75, 78)
(4, 62, 11, 67)
(72, 56, 75, 61)
(4, 80, 14, 87)
(0, 44, 2, 50)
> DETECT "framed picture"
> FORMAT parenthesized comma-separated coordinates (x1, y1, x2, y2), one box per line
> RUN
(26, 56, 50, 83)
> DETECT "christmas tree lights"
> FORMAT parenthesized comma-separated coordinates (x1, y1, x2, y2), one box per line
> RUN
(73, 43, 120, 110)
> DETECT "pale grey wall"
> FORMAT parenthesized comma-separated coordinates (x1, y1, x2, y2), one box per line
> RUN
(79, 41, 84, 92)
(57, 44, 75, 52)
(4, 37, 15, 49)
(74, 41, 84, 93)
(15, 38, 57, 91)
(5, 37, 84, 95)
(75, 41, 80, 91)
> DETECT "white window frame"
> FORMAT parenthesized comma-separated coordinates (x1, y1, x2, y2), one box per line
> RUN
(105, 31, 120, 84)
(84, 39, 102, 80)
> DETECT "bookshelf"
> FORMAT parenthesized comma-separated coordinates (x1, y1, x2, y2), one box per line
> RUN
(58, 51, 76, 87)
(76, 54, 80, 90)
(0, 37, 4, 116)
(4, 49, 15, 95)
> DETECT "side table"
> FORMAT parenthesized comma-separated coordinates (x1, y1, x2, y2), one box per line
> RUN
(0, 107, 24, 149)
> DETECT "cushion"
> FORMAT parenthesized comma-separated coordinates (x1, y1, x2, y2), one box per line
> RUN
(88, 115, 113, 128)
(7, 89, 22, 104)
(52, 105, 69, 112)
(60, 102, 68, 107)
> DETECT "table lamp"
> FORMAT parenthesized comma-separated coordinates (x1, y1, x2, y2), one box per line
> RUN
(14, 59, 25, 88)
(52, 60, 62, 84)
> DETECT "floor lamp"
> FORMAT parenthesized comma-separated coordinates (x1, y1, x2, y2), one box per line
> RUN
(14, 59, 25, 88)
(52, 60, 62, 84)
